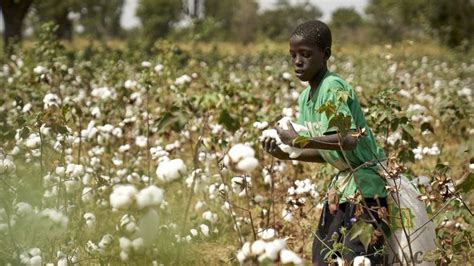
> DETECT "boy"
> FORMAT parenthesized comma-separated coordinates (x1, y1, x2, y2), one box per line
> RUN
(261, 20, 388, 265)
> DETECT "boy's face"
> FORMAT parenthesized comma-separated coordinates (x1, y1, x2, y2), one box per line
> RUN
(289, 35, 327, 82)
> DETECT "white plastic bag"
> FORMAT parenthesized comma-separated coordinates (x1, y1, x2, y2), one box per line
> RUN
(386, 175, 436, 265)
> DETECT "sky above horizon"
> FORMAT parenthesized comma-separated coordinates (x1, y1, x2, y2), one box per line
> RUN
(0, 0, 368, 31)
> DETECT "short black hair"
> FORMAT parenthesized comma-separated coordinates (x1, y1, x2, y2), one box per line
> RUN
(291, 20, 332, 51)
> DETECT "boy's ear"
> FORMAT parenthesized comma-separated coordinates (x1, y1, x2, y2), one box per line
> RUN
(324, 47, 331, 60)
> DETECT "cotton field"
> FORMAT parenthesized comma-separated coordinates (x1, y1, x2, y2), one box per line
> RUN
(0, 33, 473, 265)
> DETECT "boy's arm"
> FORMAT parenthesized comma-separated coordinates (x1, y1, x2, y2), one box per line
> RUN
(306, 131, 358, 151)
(276, 124, 358, 151)
(261, 137, 326, 163)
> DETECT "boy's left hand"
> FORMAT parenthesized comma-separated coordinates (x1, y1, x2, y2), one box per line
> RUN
(276, 121, 299, 146)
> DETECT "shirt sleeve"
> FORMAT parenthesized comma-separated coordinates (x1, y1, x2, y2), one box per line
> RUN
(319, 81, 357, 135)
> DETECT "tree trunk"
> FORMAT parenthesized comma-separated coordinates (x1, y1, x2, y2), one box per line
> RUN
(0, 0, 33, 54)
(54, 9, 73, 40)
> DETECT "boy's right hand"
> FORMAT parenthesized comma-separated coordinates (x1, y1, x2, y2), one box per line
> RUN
(261, 137, 286, 159)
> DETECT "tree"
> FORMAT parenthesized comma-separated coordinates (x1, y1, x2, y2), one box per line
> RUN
(259, 0, 322, 40)
(136, 0, 183, 48)
(0, 0, 34, 54)
(203, 0, 239, 40)
(79, 0, 124, 39)
(330, 8, 365, 43)
(33, 0, 76, 40)
(331, 8, 363, 30)
(366, 0, 473, 48)
(429, 0, 473, 49)
(365, 0, 429, 42)
(33, 0, 124, 40)
(231, 0, 258, 43)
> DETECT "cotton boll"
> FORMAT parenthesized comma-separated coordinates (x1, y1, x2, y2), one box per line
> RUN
(260, 129, 304, 159)
(124, 80, 137, 89)
(200, 224, 210, 236)
(251, 240, 266, 255)
(195, 200, 205, 210)
(202, 211, 218, 223)
(353, 256, 371, 266)
(82, 187, 94, 203)
(254, 194, 264, 203)
(98, 234, 114, 249)
(175, 74, 192, 86)
(15, 202, 33, 216)
(154, 64, 164, 73)
(30, 255, 42, 266)
(190, 228, 198, 236)
(282, 208, 293, 222)
(227, 144, 255, 162)
(236, 157, 259, 172)
(136, 185, 164, 209)
(258, 228, 276, 240)
(156, 159, 187, 182)
(224, 144, 259, 173)
(236, 250, 247, 263)
(263, 239, 286, 260)
(110, 185, 138, 209)
(141, 61, 152, 68)
(132, 238, 144, 251)
(119, 214, 138, 233)
(253, 121, 269, 130)
(83, 212, 96, 229)
(119, 237, 132, 252)
(280, 249, 303, 265)
(282, 72, 292, 80)
(120, 250, 129, 261)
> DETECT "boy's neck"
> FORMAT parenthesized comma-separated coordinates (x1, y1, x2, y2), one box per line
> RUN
(308, 66, 328, 98)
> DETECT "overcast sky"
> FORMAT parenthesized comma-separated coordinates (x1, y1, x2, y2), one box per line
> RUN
(0, 0, 368, 31)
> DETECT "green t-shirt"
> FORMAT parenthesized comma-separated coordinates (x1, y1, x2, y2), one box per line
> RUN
(297, 71, 387, 202)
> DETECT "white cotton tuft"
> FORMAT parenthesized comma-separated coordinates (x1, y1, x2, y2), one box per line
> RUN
(251, 240, 266, 255)
(110, 185, 138, 209)
(260, 117, 308, 159)
(263, 239, 286, 260)
(353, 256, 371, 266)
(200, 224, 210, 236)
(224, 144, 259, 172)
(280, 249, 303, 265)
(119, 237, 132, 252)
(258, 228, 276, 240)
(156, 159, 187, 182)
(136, 185, 164, 209)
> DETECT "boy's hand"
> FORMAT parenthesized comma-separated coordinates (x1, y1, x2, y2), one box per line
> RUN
(261, 137, 286, 159)
(275, 121, 299, 146)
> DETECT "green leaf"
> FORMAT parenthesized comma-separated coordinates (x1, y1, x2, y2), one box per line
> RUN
(328, 113, 352, 137)
(155, 112, 175, 132)
(218, 109, 240, 132)
(350, 220, 375, 252)
(336, 90, 350, 103)
(20, 127, 30, 139)
(318, 102, 337, 117)
(458, 173, 474, 193)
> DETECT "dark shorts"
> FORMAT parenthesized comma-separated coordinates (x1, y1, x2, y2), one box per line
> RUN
(312, 198, 388, 265)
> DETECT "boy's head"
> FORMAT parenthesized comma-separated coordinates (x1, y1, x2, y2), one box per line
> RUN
(289, 20, 332, 82)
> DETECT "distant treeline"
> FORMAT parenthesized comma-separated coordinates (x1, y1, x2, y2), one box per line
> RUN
(1, 0, 473, 54)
